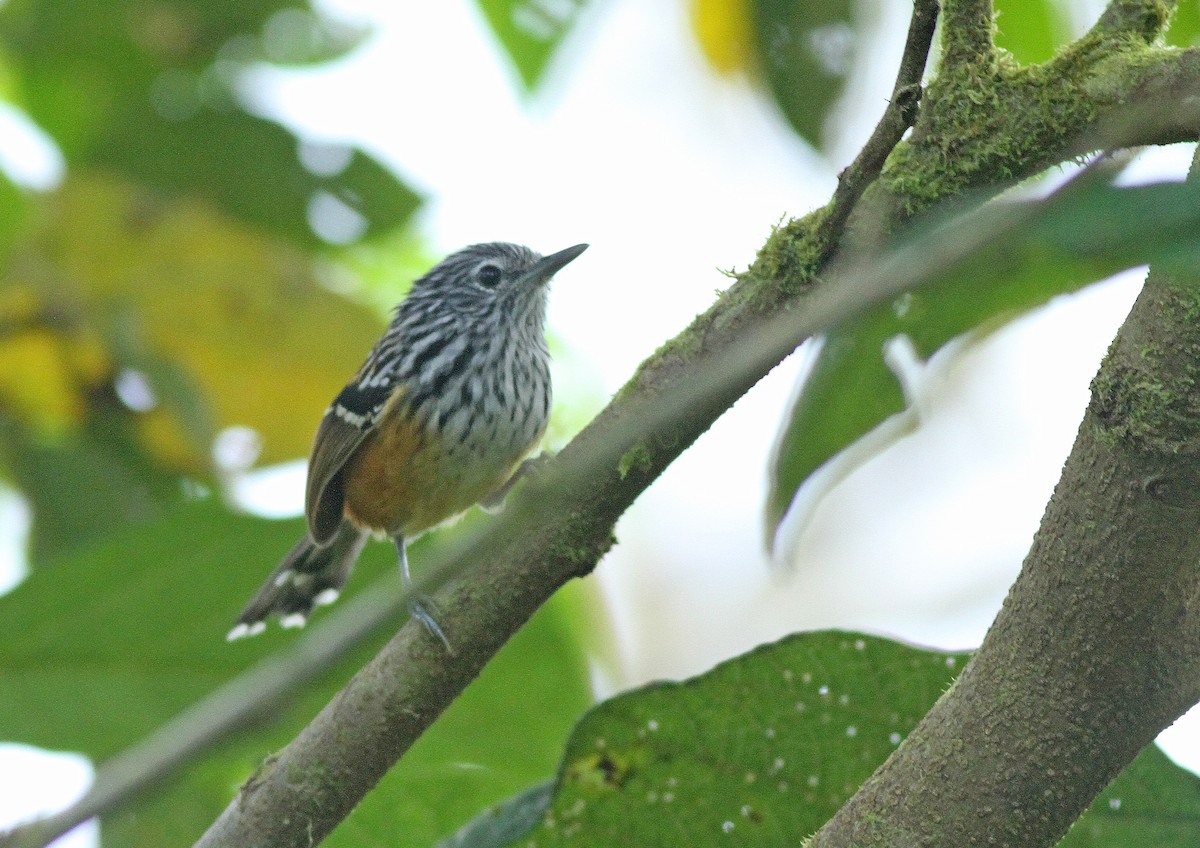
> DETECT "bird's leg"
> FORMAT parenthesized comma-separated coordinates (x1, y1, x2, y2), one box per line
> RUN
(394, 535, 452, 653)
(480, 451, 554, 513)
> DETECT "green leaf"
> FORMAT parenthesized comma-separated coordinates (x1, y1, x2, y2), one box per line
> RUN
(0, 499, 594, 846)
(461, 633, 1200, 847)
(473, 0, 590, 92)
(0, 405, 187, 564)
(438, 783, 555, 848)
(1167, 0, 1200, 47)
(0, 171, 30, 264)
(750, 0, 857, 150)
(1060, 745, 1200, 846)
(500, 632, 969, 845)
(0, 173, 409, 559)
(0, 0, 419, 246)
(93, 106, 422, 247)
(766, 173, 1200, 549)
(994, 0, 1072, 64)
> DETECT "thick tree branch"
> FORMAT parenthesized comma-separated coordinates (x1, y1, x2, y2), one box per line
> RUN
(1092, 0, 1177, 40)
(807, 143, 1200, 848)
(882, 50, 1200, 222)
(939, 0, 995, 67)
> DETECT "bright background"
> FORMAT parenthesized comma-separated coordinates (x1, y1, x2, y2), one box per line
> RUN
(2, 1, 1198, 844)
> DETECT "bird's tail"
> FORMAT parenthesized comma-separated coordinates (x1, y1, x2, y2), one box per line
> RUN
(228, 521, 368, 640)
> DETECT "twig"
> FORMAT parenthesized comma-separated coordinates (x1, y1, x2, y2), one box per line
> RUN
(816, 0, 940, 253)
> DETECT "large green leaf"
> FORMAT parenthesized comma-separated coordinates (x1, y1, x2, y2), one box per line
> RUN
(1062, 745, 1200, 846)
(473, 0, 590, 92)
(456, 632, 1200, 846)
(766, 173, 1200, 550)
(0, 499, 593, 846)
(464, 632, 968, 844)
(94, 105, 421, 247)
(750, 0, 857, 150)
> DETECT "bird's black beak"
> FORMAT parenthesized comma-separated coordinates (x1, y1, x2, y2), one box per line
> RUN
(523, 243, 589, 286)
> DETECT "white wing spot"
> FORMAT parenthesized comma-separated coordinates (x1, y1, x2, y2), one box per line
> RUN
(334, 405, 369, 428)
(226, 621, 266, 641)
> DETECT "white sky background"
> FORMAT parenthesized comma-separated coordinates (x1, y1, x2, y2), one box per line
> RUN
(2, 0, 1199, 842)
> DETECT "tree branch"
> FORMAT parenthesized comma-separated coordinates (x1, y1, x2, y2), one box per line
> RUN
(939, 0, 995, 67)
(806, 143, 1200, 848)
(1091, 0, 1176, 41)
(817, 0, 939, 251)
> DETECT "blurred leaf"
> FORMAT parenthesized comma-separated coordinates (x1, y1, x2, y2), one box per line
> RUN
(1061, 745, 1200, 846)
(0, 0, 418, 246)
(473, 0, 589, 91)
(438, 783, 555, 848)
(0, 174, 398, 560)
(994, 0, 1071, 65)
(0, 324, 87, 435)
(750, 0, 856, 149)
(766, 174, 1200, 550)
(94, 105, 421, 247)
(7, 173, 388, 468)
(257, 7, 371, 66)
(690, 0, 754, 76)
(1167, 0, 1200, 47)
(0, 171, 30, 263)
(0, 498, 594, 847)
(490, 632, 967, 845)
(0, 399, 186, 564)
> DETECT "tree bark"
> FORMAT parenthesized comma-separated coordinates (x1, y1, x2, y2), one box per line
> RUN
(808, 151, 1200, 847)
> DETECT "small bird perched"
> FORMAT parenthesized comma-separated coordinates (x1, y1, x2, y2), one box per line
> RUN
(228, 242, 588, 645)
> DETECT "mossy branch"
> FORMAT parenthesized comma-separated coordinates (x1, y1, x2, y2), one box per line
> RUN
(806, 141, 1200, 848)
(940, 0, 996, 68)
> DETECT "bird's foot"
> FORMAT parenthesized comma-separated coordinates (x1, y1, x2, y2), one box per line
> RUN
(409, 594, 453, 654)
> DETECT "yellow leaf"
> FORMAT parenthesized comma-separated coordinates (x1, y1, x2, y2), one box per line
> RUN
(7, 174, 389, 470)
(0, 329, 84, 436)
(690, 0, 754, 76)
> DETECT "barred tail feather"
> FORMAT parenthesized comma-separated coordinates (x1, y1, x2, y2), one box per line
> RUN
(227, 521, 368, 640)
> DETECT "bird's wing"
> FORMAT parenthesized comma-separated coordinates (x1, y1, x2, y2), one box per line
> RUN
(305, 360, 397, 545)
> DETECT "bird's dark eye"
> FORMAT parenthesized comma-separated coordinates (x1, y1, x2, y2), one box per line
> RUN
(477, 264, 502, 288)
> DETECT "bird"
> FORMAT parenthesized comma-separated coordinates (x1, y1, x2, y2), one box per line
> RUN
(228, 242, 588, 646)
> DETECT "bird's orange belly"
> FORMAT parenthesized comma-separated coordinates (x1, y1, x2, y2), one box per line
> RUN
(341, 403, 527, 539)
